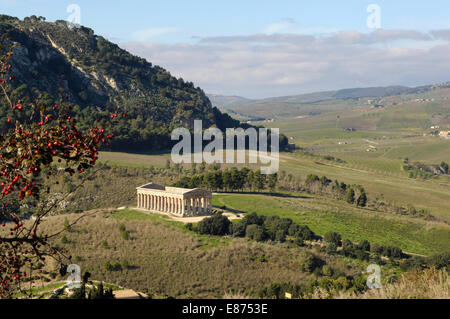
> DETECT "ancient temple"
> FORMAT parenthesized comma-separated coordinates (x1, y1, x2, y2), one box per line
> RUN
(136, 183, 213, 217)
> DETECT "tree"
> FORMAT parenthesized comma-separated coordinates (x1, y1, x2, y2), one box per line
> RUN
(371, 243, 383, 254)
(274, 229, 286, 242)
(324, 231, 341, 246)
(222, 169, 232, 192)
(253, 170, 266, 192)
(245, 224, 266, 242)
(345, 188, 355, 204)
(268, 173, 278, 193)
(300, 252, 322, 273)
(196, 213, 231, 236)
(0, 40, 123, 298)
(229, 221, 246, 237)
(357, 191, 367, 207)
(242, 212, 265, 226)
(358, 240, 371, 252)
(441, 161, 449, 174)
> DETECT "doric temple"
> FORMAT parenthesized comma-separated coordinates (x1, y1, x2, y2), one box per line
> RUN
(136, 183, 213, 217)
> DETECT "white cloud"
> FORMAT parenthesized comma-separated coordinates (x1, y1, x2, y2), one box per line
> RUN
(120, 29, 450, 98)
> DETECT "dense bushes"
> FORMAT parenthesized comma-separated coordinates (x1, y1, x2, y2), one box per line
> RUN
(258, 272, 367, 299)
(191, 212, 315, 248)
(197, 213, 231, 236)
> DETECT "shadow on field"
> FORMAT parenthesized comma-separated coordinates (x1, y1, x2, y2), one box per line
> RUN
(217, 191, 309, 199)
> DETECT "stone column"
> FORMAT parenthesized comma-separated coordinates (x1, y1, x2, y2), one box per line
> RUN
(194, 197, 199, 215)
(163, 196, 166, 212)
(188, 197, 192, 215)
(208, 196, 212, 213)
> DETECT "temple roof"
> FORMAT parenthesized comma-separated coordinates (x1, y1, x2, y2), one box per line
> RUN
(136, 183, 208, 195)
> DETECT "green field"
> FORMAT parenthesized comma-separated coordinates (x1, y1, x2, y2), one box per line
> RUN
(213, 193, 449, 255)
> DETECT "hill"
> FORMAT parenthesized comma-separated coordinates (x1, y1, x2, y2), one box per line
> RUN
(206, 94, 253, 108)
(0, 15, 240, 151)
(216, 83, 450, 120)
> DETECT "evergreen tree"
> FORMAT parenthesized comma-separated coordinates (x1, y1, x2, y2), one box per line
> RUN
(357, 191, 367, 207)
(345, 188, 355, 204)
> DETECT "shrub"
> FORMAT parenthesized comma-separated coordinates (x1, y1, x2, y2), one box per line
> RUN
(242, 212, 265, 226)
(104, 261, 113, 271)
(275, 229, 286, 242)
(371, 243, 383, 254)
(121, 230, 129, 240)
(322, 265, 333, 277)
(121, 259, 130, 270)
(101, 240, 109, 249)
(326, 242, 337, 254)
(197, 213, 231, 236)
(345, 188, 355, 204)
(229, 221, 246, 237)
(104, 261, 122, 271)
(245, 224, 266, 242)
(427, 252, 450, 269)
(300, 252, 323, 273)
(358, 240, 371, 252)
(324, 231, 341, 246)
(61, 235, 69, 244)
(64, 218, 72, 232)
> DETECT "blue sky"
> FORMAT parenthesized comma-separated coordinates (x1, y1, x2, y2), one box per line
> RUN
(2, 0, 450, 42)
(2, 0, 450, 98)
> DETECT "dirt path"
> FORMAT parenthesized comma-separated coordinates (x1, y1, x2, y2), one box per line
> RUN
(133, 207, 242, 224)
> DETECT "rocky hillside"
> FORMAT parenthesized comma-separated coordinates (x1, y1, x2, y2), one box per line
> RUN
(0, 15, 239, 151)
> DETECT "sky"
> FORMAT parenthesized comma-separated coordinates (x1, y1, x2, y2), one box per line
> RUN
(1, 0, 450, 98)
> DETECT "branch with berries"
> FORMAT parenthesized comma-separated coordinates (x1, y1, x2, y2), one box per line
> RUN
(0, 36, 126, 298)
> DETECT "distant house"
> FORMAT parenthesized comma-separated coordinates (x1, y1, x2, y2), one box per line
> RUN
(439, 131, 450, 139)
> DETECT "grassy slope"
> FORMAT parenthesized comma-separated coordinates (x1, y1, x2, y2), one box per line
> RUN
(36, 211, 363, 298)
(259, 98, 450, 219)
(213, 193, 450, 255)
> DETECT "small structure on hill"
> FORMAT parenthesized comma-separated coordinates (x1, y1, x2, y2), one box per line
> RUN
(136, 183, 212, 217)
(439, 131, 450, 139)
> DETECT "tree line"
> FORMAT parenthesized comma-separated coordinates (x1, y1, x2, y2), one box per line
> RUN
(174, 167, 278, 193)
